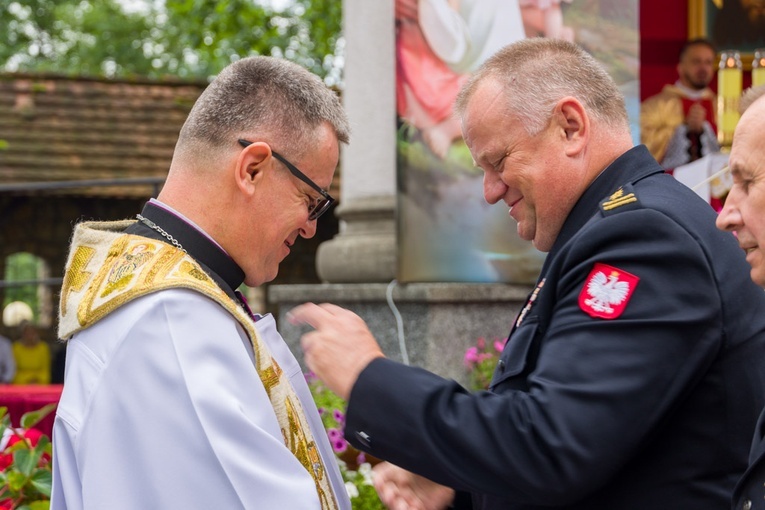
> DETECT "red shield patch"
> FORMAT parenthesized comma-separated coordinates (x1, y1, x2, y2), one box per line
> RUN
(578, 263, 639, 319)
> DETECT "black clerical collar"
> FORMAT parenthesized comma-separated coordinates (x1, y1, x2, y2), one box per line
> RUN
(126, 201, 245, 297)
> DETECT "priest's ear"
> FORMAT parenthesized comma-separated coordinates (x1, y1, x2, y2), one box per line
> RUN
(235, 140, 271, 193)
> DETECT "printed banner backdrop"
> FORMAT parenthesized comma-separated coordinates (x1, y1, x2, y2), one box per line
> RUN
(396, 0, 640, 283)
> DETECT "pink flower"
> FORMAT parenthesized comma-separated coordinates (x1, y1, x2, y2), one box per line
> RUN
(464, 346, 479, 366)
(333, 439, 347, 453)
(356, 452, 366, 465)
(494, 339, 506, 352)
(333, 409, 345, 424)
(476, 337, 486, 350)
(328, 428, 343, 442)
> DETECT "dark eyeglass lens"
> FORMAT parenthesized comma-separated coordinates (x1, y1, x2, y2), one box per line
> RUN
(310, 199, 331, 220)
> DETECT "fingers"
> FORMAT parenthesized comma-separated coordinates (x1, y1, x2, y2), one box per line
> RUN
(287, 302, 322, 328)
(372, 463, 456, 510)
(287, 302, 355, 329)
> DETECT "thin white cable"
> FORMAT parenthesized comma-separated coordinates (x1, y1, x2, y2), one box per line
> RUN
(692, 165, 730, 191)
(386, 279, 409, 365)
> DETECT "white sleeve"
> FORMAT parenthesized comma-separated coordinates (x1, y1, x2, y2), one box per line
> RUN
(418, 0, 471, 65)
(418, 0, 526, 74)
(54, 289, 322, 510)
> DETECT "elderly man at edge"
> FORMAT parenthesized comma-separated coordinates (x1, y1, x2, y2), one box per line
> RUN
(716, 84, 765, 510)
(51, 57, 351, 510)
(290, 39, 765, 510)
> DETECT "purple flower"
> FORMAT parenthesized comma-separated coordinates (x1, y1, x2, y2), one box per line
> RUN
(356, 452, 366, 465)
(328, 428, 343, 442)
(333, 439, 348, 453)
(318, 407, 325, 415)
(333, 409, 345, 424)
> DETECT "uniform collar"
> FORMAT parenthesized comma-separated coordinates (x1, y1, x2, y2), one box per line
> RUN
(541, 145, 664, 274)
(126, 201, 246, 298)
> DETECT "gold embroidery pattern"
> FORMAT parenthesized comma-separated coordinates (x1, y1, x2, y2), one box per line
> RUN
(261, 359, 284, 398)
(77, 237, 130, 327)
(179, 260, 211, 282)
(60, 225, 339, 510)
(285, 397, 334, 510)
(60, 246, 96, 317)
(75, 237, 221, 333)
(101, 243, 156, 298)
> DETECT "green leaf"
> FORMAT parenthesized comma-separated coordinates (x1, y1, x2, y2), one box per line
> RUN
(20, 403, 57, 430)
(32, 434, 51, 458)
(0, 406, 9, 427)
(7, 469, 27, 492)
(27, 502, 51, 510)
(14, 447, 42, 477)
(30, 469, 52, 497)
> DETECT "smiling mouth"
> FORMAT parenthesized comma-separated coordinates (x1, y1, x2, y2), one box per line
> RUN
(508, 197, 522, 210)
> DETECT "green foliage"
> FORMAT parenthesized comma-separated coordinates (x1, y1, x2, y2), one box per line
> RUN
(0, 405, 55, 509)
(3, 253, 43, 317)
(0, 0, 343, 83)
(340, 463, 385, 510)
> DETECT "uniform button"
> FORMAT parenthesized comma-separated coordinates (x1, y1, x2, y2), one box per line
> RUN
(355, 431, 371, 448)
(497, 359, 505, 372)
(743, 499, 752, 510)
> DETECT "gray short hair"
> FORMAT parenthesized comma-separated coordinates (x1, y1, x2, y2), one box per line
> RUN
(740, 84, 765, 113)
(456, 38, 629, 135)
(177, 56, 349, 162)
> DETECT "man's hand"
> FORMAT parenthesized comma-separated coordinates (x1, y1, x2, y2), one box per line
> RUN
(373, 462, 455, 510)
(685, 102, 707, 133)
(288, 303, 384, 400)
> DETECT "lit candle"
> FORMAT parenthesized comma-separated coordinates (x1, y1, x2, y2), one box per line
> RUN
(717, 50, 742, 150)
(753, 49, 765, 88)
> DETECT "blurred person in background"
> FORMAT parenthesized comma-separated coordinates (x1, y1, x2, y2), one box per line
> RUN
(641, 38, 719, 170)
(0, 333, 16, 384)
(12, 322, 50, 385)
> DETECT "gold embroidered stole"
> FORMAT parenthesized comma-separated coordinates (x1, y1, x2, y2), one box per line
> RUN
(58, 221, 338, 510)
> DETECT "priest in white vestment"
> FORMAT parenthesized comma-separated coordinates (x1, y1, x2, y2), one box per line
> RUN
(52, 56, 351, 510)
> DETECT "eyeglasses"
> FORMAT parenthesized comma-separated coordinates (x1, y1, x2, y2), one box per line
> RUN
(238, 139, 335, 220)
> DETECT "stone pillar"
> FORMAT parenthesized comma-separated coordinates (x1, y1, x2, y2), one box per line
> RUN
(315, 0, 397, 283)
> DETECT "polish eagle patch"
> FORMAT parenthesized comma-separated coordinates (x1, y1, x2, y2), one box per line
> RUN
(578, 263, 639, 319)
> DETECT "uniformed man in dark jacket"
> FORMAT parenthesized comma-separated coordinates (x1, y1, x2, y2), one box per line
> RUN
(291, 39, 765, 510)
(716, 84, 765, 510)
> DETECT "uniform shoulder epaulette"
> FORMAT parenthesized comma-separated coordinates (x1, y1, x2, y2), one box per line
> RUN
(599, 184, 641, 216)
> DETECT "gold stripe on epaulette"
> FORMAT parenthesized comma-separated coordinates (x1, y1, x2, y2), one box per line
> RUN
(602, 193, 637, 210)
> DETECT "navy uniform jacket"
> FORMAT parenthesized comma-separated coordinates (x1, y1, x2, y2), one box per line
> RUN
(733, 413, 765, 510)
(345, 146, 765, 509)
